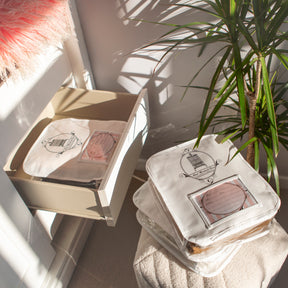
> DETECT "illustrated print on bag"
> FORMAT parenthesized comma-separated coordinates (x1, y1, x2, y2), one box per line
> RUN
(180, 148, 219, 183)
(188, 176, 259, 227)
(80, 131, 119, 163)
(41, 132, 82, 156)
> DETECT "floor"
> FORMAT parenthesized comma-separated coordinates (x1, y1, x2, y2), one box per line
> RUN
(67, 172, 145, 288)
(67, 172, 288, 288)
(271, 188, 288, 287)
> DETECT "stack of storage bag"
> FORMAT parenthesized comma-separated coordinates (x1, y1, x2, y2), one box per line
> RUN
(133, 134, 281, 277)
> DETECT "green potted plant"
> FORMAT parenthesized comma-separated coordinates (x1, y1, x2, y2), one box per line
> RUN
(143, 0, 288, 194)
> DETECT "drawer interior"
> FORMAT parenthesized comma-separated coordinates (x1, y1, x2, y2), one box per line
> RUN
(3, 87, 149, 225)
(5, 87, 139, 178)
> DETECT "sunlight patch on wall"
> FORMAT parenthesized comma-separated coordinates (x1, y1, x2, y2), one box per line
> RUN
(0, 205, 61, 288)
(121, 56, 155, 75)
(118, 48, 173, 102)
(158, 83, 173, 105)
(118, 75, 148, 95)
(116, 0, 160, 25)
(116, 0, 203, 25)
(0, 47, 63, 121)
(158, 0, 195, 22)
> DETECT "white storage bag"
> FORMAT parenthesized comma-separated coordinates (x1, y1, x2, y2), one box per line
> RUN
(23, 118, 126, 185)
(145, 134, 280, 253)
(133, 181, 244, 277)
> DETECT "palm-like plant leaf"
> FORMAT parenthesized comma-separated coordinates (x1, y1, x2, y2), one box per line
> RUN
(138, 0, 288, 194)
(260, 57, 279, 156)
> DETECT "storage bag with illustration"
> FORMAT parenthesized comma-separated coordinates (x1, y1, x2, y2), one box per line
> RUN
(133, 181, 244, 277)
(23, 118, 126, 186)
(145, 134, 281, 255)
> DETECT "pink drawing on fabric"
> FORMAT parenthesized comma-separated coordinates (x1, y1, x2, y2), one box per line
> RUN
(191, 178, 258, 226)
(81, 131, 119, 163)
(202, 183, 246, 215)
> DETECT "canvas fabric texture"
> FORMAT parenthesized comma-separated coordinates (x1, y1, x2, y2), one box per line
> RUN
(23, 118, 126, 183)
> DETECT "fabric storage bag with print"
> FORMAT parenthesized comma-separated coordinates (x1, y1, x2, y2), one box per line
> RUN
(23, 118, 126, 187)
(145, 134, 281, 256)
(133, 180, 244, 277)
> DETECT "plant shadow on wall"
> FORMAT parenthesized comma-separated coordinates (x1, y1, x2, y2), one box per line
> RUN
(116, 0, 222, 157)
(131, 0, 288, 194)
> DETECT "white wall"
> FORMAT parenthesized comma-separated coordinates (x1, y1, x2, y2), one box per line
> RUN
(75, 0, 288, 182)
(0, 48, 72, 288)
(0, 2, 96, 286)
(75, 0, 220, 158)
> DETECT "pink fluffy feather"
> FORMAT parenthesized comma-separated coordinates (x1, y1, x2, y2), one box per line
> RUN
(0, 0, 71, 80)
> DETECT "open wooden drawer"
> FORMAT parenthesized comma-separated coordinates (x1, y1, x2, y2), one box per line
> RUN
(4, 87, 149, 226)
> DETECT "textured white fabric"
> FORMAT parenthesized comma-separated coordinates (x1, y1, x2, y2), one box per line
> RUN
(134, 220, 288, 288)
(136, 210, 242, 277)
